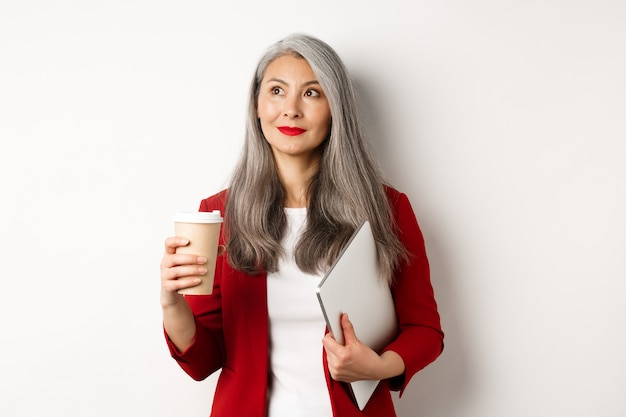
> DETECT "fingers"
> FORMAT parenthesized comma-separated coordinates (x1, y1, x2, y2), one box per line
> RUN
(161, 275, 201, 294)
(323, 335, 357, 382)
(160, 236, 208, 303)
(162, 262, 207, 280)
(323, 313, 375, 382)
(164, 236, 189, 254)
(321, 313, 356, 351)
(161, 253, 206, 270)
(161, 236, 205, 268)
(322, 314, 351, 380)
(160, 253, 207, 294)
(340, 313, 357, 344)
(322, 331, 339, 351)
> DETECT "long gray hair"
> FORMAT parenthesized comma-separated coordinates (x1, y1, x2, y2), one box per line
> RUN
(225, 33, 407, 282)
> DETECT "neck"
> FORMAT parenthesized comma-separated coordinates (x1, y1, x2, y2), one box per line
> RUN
(274, 154, 320, 208)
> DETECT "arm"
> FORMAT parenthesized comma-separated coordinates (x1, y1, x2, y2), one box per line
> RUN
(161, 194, 228, 380)
(160, 237, 204, 352)
(322, 191, 443, 388)
(383, 191, 444, 392)
(322, 313, 405, 382)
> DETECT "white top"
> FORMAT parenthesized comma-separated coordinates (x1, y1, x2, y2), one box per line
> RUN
(266, 208, 333, 417)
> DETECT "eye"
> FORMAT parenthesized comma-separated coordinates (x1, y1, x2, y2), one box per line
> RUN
(271, 86, 284, 95)
(305, 89, 321, 98)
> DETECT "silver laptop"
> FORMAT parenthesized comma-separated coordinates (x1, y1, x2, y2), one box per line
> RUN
(316, 220, 398, 410)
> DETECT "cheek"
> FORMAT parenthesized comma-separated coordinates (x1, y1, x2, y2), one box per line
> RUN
(316, 109, 332, 131)
(256, 98, 278, 120)
(256, 103, 265, 119)
(256, 107, 274, 138)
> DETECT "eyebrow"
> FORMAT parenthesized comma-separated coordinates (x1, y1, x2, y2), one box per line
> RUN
(265, 77, 320, 87)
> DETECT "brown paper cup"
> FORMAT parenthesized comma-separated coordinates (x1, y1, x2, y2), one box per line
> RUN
(174, 210, 223, 295)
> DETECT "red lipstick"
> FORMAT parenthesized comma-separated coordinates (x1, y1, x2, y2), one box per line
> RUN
(278, 126, 307, 136)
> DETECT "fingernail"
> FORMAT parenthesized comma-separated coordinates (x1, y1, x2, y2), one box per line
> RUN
(197, 256, 207, 264)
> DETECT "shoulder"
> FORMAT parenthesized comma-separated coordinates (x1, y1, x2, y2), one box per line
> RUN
(384, 184, 401, 203)
(199, 189, 229, 212)
(383, 185, 411, 214)
(383, 185, 422, 240)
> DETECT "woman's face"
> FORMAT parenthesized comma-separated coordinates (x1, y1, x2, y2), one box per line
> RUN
(257, 54, 331, 164)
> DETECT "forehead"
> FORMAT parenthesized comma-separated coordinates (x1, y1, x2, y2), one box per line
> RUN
(262, 54, 317, 82)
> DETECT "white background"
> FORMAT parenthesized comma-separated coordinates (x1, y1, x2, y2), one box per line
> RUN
(1, 1, 625, 416)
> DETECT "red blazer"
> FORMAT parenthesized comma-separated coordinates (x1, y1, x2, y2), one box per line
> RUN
(165, 187, 443, 417)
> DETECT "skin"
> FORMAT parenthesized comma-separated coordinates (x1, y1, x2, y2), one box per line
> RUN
(160, 54, 404, 383)
(256, 53, 332, 207)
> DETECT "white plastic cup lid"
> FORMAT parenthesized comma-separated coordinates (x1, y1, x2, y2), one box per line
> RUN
(173, 210, 223, 223)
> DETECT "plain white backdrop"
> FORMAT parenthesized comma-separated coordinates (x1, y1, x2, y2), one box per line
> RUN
(1, 1, 625, 416)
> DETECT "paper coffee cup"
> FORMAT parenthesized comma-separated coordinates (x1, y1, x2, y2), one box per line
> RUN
(174, 210, 223, 295)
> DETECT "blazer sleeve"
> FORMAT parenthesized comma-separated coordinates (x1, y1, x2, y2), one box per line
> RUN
(164, 194, 228, 381)
(382, 191, 444, 394)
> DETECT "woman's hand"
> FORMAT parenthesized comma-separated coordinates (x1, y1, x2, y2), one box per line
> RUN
(322, 313, 405, 382)
(161, 236, 221, 352)
(160, 237, 207, 308)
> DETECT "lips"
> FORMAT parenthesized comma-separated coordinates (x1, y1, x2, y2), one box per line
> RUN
(277, 126, 307, 136)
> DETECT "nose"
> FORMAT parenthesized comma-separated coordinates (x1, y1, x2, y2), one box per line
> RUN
(283, 95, 302, 118)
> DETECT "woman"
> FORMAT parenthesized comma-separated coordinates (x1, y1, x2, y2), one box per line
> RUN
(160, 33, 443, 417)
